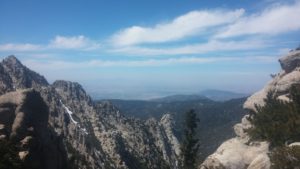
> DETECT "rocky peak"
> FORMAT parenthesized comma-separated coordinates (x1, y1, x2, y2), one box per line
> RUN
(52, 80, 91, 104)
(2, 55, 22, 66)
(52, 80, 83, 90)
(0, 55, 48, 90)
(279, 50, 300, 73)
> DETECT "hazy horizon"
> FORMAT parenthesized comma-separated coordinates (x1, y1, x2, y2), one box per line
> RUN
(1, 0, 299, 99)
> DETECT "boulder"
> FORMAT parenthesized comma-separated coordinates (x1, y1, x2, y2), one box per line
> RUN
(279, 50, 300, 73)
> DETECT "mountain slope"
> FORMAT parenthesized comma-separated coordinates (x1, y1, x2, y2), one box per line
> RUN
(0, 55, 181, 169)
(199, 89, 248, 101)
(0, 89, 68, 169)
(108, 96, 247, 163)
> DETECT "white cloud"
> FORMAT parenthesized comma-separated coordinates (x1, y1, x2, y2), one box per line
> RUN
(215, 1, 300, 38)
(23, 55, 277, 70)
(49, 35, 101, 50)
(111, 9, 245, 46)
(0, 35, 101, 52)
(111, 39, 267, 56)
(0, 43, 42, 51)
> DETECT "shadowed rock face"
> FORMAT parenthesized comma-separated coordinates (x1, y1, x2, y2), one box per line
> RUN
(200, 50, 300, 169)
(0, 56, 180, 169)
(0, 89, 67, 169)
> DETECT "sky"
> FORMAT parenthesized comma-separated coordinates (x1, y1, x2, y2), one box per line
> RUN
(0, 0, 300, 99)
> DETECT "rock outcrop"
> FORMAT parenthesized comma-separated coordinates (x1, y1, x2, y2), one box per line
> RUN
(0, 55, 180, 169)
(0, 89, 67, 169)
(0, 55, 48, 94)
(200, 50, 300, 169)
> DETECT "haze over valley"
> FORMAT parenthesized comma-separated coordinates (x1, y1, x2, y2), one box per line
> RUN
(0, 0, 300, 169)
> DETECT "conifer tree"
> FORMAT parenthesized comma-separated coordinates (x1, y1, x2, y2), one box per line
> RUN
(247, 85, 300, 146)
(180, 109, 200, 169)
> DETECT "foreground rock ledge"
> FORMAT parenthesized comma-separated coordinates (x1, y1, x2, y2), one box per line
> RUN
(200, 50, 300, 169)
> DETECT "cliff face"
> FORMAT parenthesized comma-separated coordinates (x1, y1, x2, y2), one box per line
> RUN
(0, 55, 180, 169)
(0, 89, 68, 169)
(200, 50, 300, 169)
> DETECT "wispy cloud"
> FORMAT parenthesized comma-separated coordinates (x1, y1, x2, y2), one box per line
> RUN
(215, 1, 300, 38)
(0, 35, 101, 52)
(1, 1, 299, 59)
(110, 9, 245, 46)
(111, 39, 267, 56)
(0, 43, 42, 51)
(108, 1, 300, 56)
(49, 35, 101, 50)
(23, 55, 277, 71)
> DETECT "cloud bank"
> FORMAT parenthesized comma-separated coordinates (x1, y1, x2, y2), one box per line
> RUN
(111, 9, 245, 46)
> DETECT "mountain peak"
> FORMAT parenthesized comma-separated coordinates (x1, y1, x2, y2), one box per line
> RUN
(0, 55, 48, 91)
(2, 55, 22, 66)
(52, 80, 92, 104)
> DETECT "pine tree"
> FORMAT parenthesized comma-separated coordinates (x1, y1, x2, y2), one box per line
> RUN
(180, 109, 200, 169)
(247, 85, 300, 147)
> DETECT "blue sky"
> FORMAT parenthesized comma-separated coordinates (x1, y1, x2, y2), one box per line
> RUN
(0, 0, 300, 99)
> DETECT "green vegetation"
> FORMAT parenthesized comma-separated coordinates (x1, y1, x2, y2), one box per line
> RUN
(247, 85, 300, 168)
(270, 146, 300, 169)
(109, 98, 246, 162)
(247, 86, 300, 147)
(180, 109, 200, 169)
(0, 140, 22, 169)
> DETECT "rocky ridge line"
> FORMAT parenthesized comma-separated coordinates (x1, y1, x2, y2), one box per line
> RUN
(0, 55, 181, 169)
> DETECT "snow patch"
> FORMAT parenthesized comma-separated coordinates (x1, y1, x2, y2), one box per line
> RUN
(60, 100, 88, 135)
(60, 100, 78, 124)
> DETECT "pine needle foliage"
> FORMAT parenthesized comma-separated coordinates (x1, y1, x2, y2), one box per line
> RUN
(247, 85, 300, 147)
(270, 145, 300, 169)
(180, 109, 200, 169)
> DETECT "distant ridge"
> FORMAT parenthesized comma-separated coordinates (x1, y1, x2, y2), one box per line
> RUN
(151, 94, 210, 102)
(149, 90, 248, 103)
(199, 89, 248, 101)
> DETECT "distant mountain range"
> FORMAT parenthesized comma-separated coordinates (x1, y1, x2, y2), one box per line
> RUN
(149, 89, 248, 102)
(199, 89, 249, 101)
(107, 96, 247, 162)
(150, 94, 209, 102)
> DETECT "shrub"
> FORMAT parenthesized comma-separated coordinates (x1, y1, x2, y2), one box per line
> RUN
(247, 85, 300, 147)
(270, 145, 300, 169)
(0, 140, 22, 169)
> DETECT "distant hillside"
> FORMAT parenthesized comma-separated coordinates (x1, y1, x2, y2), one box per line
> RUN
(151, 94, 210, 102)
(107, 97, 247, 162)
(199, 89, 248, 101)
